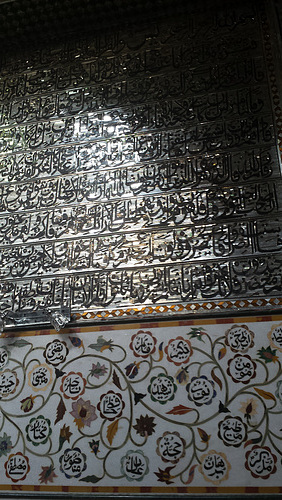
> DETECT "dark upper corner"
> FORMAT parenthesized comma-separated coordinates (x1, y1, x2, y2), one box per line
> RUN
(0, 0, 191, 53)
(0, 0, 263, 57)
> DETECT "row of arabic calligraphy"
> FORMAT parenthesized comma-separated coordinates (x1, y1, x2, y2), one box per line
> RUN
(0, 181, 278, 222)
(0, 209, 279, 248)
(0, 222, 281, 279)
(0, 255, 281, 313)
(0, 35, 262, 95)
(0, 319, 281, 489)
(0, 114, 274, 155)
(0, 84, 270, 128)
(54, 258, 282, 304)
(0, 147, 276, 186)
(1, 3, 258, 75)
(0, 56, 266, 106)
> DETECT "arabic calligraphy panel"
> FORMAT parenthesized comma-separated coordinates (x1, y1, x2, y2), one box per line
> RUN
(0, 0, 281, 323)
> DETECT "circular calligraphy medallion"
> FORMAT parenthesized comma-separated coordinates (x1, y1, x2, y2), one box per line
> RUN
(0, 369, 19, 397)
(199, 450, 231, 485)
(97, 390, 125, 420)
(275, 380, 282, 404)
(60, 372, 86, 400)
(121, 450, 149, 481)
(59, 447, 87, 479)
(4, 452, 30, 483)
(227, 354, 256, 384)
(26, 415, 52, 446)
(245, 445, 277, 479)
(156, 431, 186, 463)
(225, 325, 254, 353)
(165, 337, 193, 365)
(130, 330, 157, 358)
(218, 415, 247, 447)
(44, 339, 68, 366)
(0, 348, 9, 370)
(148, 373, 177, 404)
(28, 363, 53, 392)
(268, 323, 282, 352)
(186, 376, 216, 406)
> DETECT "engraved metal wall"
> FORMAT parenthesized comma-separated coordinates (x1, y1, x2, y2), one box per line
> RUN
(0, 0, 282, 326)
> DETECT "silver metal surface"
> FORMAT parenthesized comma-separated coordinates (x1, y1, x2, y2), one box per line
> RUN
(0, 0, 281, 328)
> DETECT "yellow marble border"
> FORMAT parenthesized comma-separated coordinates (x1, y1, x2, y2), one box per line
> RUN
(1, 484, 282, 494)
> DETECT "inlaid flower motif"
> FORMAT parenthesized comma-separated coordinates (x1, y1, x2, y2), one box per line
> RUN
(121, 450, 149, 481)
(44, 339, 69, 366)
(130, 330, 157, 358)
(156, 431, 186, 463)
(97, 391, 125, 420)
(27, 363, 53, 392)
(20, 395, 35, 413)
(165, 337, 193, 365)
(225, 325, 254, 353)
(39, 465, 58, 484)
(125, 361, 140, 379)
(60, 371, 86, 400)
(0, 433, 12, 457)
(133, 414, 156, 437)
(5, 452, 30, 482)
(227, 354, 256, 384)
(69, 336, 84, 348)
(155, 465, 175, 484)
(59, 424, 73, 451)
(239, 398, 259, 423)
(89, 439, 100, 455)
(257, 346, 278, 363)
(60, 424, 73, 441)
(267, 323, 282, 352)
(186, 376, 216, 406)
(199, 450, 231, 485)
(59, 447, 87, 479)
(148, 373, 177, 404)
(245, 446, 277, 479)
(218, 415, 247, 447)
(89, 362, 108, 379)
(70, 398, 98, 429)
(175, 366, 189, 385)
(26, 415, 52, 446)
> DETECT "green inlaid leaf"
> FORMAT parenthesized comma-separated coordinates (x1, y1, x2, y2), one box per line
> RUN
(89, 336, 114, 352)
(257, 346, 278, 363)
(9, 339, 30, 348)
(186, 328, 206, 341)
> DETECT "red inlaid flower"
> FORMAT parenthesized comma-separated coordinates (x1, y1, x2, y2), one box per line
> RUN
(70, 398, 98, 429)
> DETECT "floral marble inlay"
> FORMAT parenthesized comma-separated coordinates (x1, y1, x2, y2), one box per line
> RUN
(0, 316, 281, 494)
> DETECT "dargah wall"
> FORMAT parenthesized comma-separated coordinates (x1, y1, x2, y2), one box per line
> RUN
(0, 0, 281, 497)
